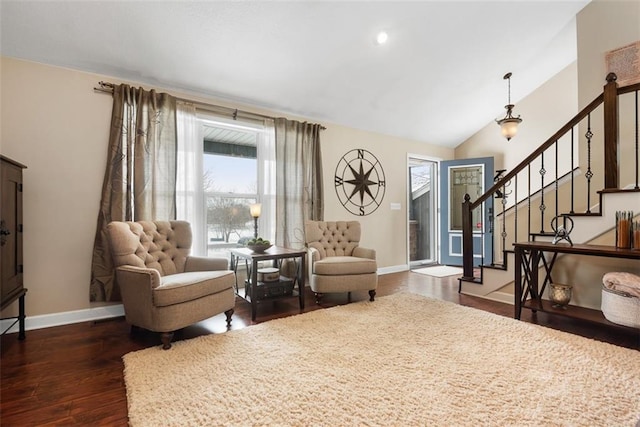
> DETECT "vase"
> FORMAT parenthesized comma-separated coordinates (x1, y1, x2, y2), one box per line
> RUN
(549, 283, 572, 309)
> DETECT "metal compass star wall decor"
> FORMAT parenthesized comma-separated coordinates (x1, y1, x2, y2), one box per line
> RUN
(334, 149, 386, 216)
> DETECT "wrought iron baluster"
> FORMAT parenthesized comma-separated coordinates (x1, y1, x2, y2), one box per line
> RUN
(527, 164, 531, 241)
(585, 113, 593, 213)
(514, 174, 518, 244)
(570, 127, 575, 213)
(635, 91, 640, 190)
(480, 200, 486, 269)
(501, 182, 506, 261)
(555, 140, 559, 219)
(489, 203, 495, 267)
(540, 152, 546, 233)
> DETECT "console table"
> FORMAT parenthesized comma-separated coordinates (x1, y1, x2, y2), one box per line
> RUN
(230, 246, 306, 321)
(513, 241, 640, 328)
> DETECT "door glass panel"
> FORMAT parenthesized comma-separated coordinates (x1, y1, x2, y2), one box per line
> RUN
(408, 157, 437, 265)
(449, 165, 483, 231)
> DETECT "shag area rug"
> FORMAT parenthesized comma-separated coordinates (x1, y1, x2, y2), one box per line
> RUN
(412, 265, 464, 277)
(123, 293, 640, 426)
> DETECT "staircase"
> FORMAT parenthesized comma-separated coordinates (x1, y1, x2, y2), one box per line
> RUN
(459, 73, 640, 305)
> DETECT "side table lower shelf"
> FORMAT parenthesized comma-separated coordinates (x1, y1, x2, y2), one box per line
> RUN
(521, 299, 639, 331)
(243, 277, 296, 302)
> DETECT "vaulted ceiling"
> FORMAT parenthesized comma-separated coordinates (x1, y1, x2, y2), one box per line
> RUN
(0, 1, 590, 148)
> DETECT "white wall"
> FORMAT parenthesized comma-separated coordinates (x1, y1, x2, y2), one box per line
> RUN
(0, 56, 453, 317)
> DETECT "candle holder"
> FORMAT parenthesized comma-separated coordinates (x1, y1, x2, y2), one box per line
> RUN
(549, 283, 572, 309)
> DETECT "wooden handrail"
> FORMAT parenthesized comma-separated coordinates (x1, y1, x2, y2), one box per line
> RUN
(618, 81, 640, 95)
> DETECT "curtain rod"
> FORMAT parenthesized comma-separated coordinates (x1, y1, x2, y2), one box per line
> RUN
(94, 81, 326, 129)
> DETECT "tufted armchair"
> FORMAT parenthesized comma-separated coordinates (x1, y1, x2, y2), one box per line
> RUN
(304, 220, 377, 304)
(106, 220, 235, 349)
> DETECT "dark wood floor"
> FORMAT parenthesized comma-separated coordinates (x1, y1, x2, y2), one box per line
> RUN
(1, 271, 638, 426)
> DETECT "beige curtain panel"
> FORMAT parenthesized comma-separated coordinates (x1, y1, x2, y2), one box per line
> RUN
(90, 85, 177, 302)
(274, 118, 324, 251)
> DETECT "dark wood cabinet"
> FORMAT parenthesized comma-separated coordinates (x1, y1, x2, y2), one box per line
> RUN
(1, 155, 27, 339)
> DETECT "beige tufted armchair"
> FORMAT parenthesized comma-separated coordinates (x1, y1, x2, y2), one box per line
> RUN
(106, 220, 235, 349)
(304, 220, 378, 304)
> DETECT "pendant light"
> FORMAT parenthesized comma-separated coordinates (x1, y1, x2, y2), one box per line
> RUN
(496, 72, 522, 141)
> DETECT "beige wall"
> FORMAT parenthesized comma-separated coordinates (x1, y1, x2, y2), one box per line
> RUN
(0, 56, 453, 317)
(577, 0, 640, 191)
(1, 58, 113, 317)
(321, 126, 452, 267)
(577, 0, 640, 105)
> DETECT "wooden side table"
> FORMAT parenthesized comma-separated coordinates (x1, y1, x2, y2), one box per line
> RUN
(230, 246, 306, 321)
(513, 241, 640, 330)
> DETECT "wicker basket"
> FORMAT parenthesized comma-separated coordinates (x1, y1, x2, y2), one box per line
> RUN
(601, 285, 640, 329)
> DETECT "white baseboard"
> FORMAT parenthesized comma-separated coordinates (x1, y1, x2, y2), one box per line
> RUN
(481, 291, 515, 305)
(378, 264, 409, 275)
(1, 304, 124, 334)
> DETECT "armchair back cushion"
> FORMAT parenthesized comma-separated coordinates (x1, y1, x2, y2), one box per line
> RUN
(304, 221, 361, 259)
(108, 221, 191, 276)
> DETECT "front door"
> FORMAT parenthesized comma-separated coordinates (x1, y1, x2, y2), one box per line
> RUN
(439, 157, 494, 267)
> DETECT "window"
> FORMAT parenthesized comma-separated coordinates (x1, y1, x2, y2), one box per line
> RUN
(199, 118, 273, 258)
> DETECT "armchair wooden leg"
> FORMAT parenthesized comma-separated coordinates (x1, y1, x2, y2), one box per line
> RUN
(348, 292, 352, 303)
(161, 332, 174, 350)
(224, 308, 234, 327)
(314, 292, 323, 304)
(368, 290, 376, 302)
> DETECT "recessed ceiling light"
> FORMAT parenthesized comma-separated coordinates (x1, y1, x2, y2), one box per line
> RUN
(376, 31, 388, 45)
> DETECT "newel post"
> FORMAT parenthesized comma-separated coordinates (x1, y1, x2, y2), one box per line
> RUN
(603, 72, 619, 189)
(461, 193, 474, 279)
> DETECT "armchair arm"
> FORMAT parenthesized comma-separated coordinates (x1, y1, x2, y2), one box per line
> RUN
(116, 265, 162, 289)
(307, 247, 320, 277)
(353, 246, 376, 260)
(115, 265, 161, 329)
(184, 256, 229, 272)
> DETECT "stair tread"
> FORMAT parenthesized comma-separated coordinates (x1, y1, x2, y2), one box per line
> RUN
(598, 188, 640, 194)
(482, 264, 507, 271)
(565, 212, 602, 217)
(458, 276, 482, 284)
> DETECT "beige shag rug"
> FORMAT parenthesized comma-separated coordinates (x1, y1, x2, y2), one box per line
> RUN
(123, 293, 640, 427)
